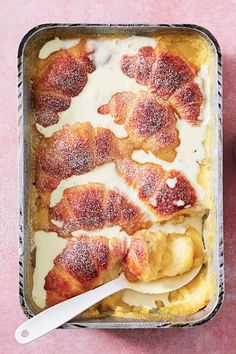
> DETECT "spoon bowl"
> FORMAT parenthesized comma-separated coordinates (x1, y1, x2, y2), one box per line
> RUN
(15, 266, 201, 344)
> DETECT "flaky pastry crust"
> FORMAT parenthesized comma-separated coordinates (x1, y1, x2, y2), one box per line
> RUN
(45, 235, 125, 307)
(50, 183, 151, 235)
(121, 47, 203, 124)
(98, 91, 179, 162)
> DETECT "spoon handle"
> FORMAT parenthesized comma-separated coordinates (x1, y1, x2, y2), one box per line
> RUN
(15, 275, 125, 344)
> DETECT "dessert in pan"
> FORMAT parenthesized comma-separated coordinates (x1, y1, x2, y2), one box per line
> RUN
(30, 33, 214, 320)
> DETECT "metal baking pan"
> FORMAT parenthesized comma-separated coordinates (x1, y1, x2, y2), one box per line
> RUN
(18, 24, 224, 328)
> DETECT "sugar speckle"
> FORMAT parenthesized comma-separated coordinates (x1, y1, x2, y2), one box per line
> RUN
(173, 200, 185, 207)
(150, 198, 157, 207)
(184, 204, 191, 209)
(166, 177, 177, 189)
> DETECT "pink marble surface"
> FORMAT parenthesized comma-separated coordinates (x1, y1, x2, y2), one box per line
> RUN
(0, 0, 236, 352)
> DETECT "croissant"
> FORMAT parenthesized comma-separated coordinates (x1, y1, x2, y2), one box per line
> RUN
(36, 122, 130, 192)
(50, 183, 152, 236)
(121, 47, 203, 124)
(34, 45, 95, 127)
(98, 91, 179, 162)
(45, 235, 125, 307)
(124, 227, 205, 282)
(116, 158, 197, 220)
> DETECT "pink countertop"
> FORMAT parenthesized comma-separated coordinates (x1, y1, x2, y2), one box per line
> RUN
(1, 0, 236, 352)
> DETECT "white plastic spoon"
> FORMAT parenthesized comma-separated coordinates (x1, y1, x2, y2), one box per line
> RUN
(15, 266, 201, 344)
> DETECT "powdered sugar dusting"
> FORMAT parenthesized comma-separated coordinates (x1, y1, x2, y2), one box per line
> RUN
(166, 177, 177, 189)
(54, 235, 110, 282)
(132, 64, 210, 207)
(150, 198, 157, 207)
(173, 200, 185, 207)
(121, 48, 203, 123)
(50, 182, 151, 235)
(37, 123, 118, 192)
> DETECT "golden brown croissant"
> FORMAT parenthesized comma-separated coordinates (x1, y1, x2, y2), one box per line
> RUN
(36, 122, 130, 192)
(50, 183, 152, 235)
(124, 227, 205, 282)
(121, 47, 203, 124)
(45, 235, 125, 307)
(34, 45, 95, 127)
(116, 158, 197, 220)
(98, 91, 179, 162)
